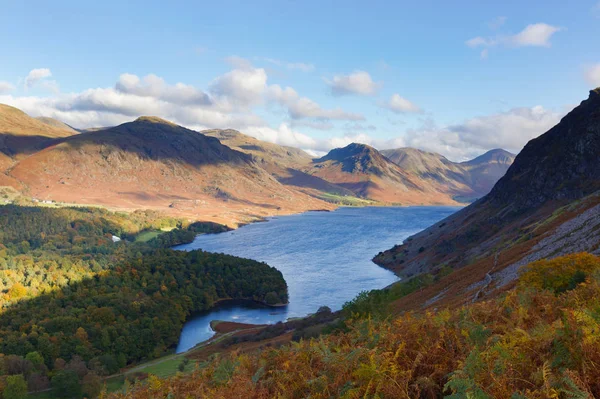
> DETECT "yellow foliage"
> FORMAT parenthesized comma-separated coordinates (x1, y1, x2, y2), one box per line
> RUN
(519, 252, 600, 293)
(109, 253, 600, 399)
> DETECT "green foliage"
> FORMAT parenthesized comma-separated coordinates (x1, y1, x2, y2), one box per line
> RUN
(342, 273, 435, 318)
(3, 375, 27, 399)
(0, 204, 288, 396)
(51, 370, 82, 399)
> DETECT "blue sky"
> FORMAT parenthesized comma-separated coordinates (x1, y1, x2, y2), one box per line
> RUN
(1, 0, 599, 160)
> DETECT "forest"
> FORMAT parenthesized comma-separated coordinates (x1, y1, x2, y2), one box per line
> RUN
(109, 253, 600, 399)
(0, 205, 287, 397)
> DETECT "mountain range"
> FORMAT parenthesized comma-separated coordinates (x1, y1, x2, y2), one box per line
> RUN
(374, 88, 600, 309)
(0, 103, 514, 225)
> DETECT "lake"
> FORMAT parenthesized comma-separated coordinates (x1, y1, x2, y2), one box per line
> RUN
(174, 206, 459, 352)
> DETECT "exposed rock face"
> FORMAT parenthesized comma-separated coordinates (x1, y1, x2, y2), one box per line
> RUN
(374, 89, 600, 281)
(487, 89, 600, 211)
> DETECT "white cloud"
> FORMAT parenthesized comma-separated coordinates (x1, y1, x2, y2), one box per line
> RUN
(261, 58, 315, 72)
(244, 123, 317, 149)
(0, 81, 14, 94)
(210, 67, 268, 108)
(389, 106, 563, 161)
(290, 120, 335, 131)
(593, 1, 600, 17)
(382, 94, 422, 114)
(2, 62, 359, 141)
(326, 71, 381, 96)
(115, 73, 212, 106)
(511, 23, 562, 47)
(24, 68, 53, 89)
(466, 23, 563, 56)
(267, 84, 364, 121)
(584, 63, 600, 87)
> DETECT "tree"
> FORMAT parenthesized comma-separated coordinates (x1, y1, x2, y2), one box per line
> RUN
(25, 352, 44, 368)
(81, 373, 102, 399)
(3, 374, 27, 399)
(51, 370, 82, 399)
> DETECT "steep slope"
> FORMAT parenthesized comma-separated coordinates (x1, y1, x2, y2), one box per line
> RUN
(203, 129, 357, 200)
(0, 104, 77, 189)
(7, 117, 332, 225)
(460, 148, 515, 197)
(35, 116, 79, 135)
(202, 129, 312, 169)
(374, 88, 600, 307)
(305, 143, 459, 205)
(0, 104, 76, 157)
(381, 147, 514, 201)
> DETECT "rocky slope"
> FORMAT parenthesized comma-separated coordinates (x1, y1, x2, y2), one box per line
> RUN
(374, 88, 600, 308)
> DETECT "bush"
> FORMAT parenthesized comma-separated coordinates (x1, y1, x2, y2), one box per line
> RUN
(519, 253, 600, 293)
(3, 375, 27, 399)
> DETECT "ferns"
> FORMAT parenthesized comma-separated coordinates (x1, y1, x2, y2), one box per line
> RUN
(111, 253, 600, 399)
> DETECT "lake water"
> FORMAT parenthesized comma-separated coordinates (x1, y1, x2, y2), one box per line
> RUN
(174, 206, 459, 352)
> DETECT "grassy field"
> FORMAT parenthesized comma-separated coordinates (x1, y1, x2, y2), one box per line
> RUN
(316, 192, 375, 206)
(134, 227, 176, 243)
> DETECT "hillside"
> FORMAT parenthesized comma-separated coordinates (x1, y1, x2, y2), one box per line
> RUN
(203, 129, 359, 201)
(202, 128, 312, 169)
(6, 117, 332, 226)
(374, 88, 600, 307)
(35, 116, 80, 135)
(305, 143, 460, 205)
(0, 104, 77, 189)
(460, 148, 516, 197)
(381, 147, 515, 201)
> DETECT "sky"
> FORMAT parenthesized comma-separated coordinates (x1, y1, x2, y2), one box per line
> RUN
(1, 0, 599, 161)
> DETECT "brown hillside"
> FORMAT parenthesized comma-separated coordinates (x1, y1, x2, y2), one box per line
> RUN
(381, 147, 514, 201)
(204, 129, 356, 199)
(305, 143, 460, 205)
(8, 117, 333, 226)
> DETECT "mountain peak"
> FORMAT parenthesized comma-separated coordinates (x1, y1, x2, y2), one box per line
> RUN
(462, 148, 515, 166)
(133, 116, 176, 125)
(318, 143, 377, 161)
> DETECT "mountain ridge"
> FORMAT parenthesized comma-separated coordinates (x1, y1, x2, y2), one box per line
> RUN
(374, 88, 600, 309)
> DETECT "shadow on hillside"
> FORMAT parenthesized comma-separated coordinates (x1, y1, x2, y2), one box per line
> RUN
(277, 168, 354, 196)
(1, 118, 256, 168)
(0, 134, 59, 157)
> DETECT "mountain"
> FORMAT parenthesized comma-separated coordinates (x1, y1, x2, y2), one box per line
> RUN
(6, 117, 332, 225)
(35, 116, 79, 135)
(0, 104, 77, 189)
(305, 143, 458, 205)
(202, 129, 312, 169)
(460, 148, 515, 197)
(0, 104, 76, 158)
(380, 147, 515, 201)
(374, 88, 600, 308)
(203, 129, 357, 201)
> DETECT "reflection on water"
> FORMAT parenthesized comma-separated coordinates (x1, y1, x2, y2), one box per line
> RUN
(175, 206, 459, 353)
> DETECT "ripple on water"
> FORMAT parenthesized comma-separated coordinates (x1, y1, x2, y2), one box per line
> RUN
(175, 206, 460, 353)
